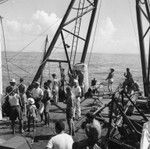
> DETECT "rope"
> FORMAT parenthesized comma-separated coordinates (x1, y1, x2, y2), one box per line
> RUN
(73, 0, 86, 65)
(8, 61, 33, 75)
(0, 16, 10, 81)
(0, 0, 8, 4)
(6, 18, 61, 62)
(2, 64, 21, 78)
(139, 0, 145, 5)
(88, 0, 102, 66)
(0, 17, 60, 81)
(127, 0, 140, 51)
(72, 4, 91, 10)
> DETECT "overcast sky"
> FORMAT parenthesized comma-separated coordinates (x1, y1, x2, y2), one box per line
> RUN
(0, 0, 146, 54)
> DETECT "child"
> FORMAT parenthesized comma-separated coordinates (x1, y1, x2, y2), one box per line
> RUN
(27, 98, 37, 132)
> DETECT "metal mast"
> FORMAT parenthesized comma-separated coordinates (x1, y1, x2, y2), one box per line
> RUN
(136, 0, 150, 96)
(71, 0, 85, 65)
(32, 0, 99, 83)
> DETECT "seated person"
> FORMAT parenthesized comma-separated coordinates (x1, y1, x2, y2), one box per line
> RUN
(91, 78, 97, 87)
(91, 78, 98, 94)
(73, 113, 101, 149)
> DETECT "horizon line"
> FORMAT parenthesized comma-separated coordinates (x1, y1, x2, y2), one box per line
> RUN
(1, 50, 140, 55)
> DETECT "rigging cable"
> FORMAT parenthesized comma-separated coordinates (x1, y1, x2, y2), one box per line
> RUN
(2, 64, 21, 78)
(72, 3, 92, 10)
(73, 0, 86, 65)
(0, 16, 10, 81)
(6, 18, 61, 62)
(88, 0, 102, 66)
(7, 61, 33, 75)
(0, 0, 8, 4)
(127, 0, 140, 51)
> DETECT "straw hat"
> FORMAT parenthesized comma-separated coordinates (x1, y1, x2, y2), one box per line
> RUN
(28, 98, 35, 105)
(10, 78, 16, 83)
(74, 79, 78, 83)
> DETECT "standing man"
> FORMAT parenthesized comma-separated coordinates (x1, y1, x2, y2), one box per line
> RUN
(46, 120, 74, 149)
(52, 73, 59, 104)
(32, 82, 43, 108)
(124, 68, 133, 80)
(72, 79, 81, 120)
(18, 78, 27, 116)
(106, 68, 115, 93)
(65, 86, 75, 136)
(123, 68, 134, 94)
(4, 78, 17, 117)
(6, 78, 18, 94)
(42, 82, 52, 126)
(31, 82, 43, 121)
(8, 88, 24, 134)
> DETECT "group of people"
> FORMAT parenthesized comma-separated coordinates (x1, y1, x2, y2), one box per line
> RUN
(46, 112, 101, 149)
(89, 68, 140, 96)
(2, 71, 102, 149)
(3, 67, 140, 148)
(3, 71, 83, 135)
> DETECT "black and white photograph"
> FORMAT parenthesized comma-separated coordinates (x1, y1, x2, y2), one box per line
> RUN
(0, 0, 150, 149)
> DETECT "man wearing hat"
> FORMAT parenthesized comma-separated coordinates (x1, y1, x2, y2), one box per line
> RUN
(8, 87, 24, 134)
(6, 78, 18, 95)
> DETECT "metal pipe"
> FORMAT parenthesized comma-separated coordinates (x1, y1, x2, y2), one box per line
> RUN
(32, 0, 76, 83)
(136, 0, 148, 96)
(60, 31, 72, 73)
(81, 0, 98, 63)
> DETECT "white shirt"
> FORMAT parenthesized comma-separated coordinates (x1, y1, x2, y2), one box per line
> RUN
(140, 121, 150, 149)
(9, 94, 20, 106)
(32, 87, 43, 99)
(46, 133, 73, 149)
(52, 79, 59, 92)
(72, 85, 81, 101)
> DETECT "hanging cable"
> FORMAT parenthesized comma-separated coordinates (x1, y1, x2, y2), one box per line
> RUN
(127, 0, 140, 50)
(0, 0, 8, 4)
(2, 64, 21, 78)
(6, 18, 61, 62)
(88, 0, 102, 66)
(0, 16, 10, 81)
(72, 4, 91, 10)
(8, 61, 33, 75)
(73, 0, 86, 65)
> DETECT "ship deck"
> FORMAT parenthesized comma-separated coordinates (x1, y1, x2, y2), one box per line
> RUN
(0, 94, 149, 149)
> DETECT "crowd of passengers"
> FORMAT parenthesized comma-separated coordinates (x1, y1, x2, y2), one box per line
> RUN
(2, 67, 141, 149)
(2, 67, 102, 149)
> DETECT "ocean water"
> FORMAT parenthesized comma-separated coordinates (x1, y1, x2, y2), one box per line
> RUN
(2, 51, 143, 92)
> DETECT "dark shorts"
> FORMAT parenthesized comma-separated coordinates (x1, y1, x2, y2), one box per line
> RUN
(10, 106, 23, 121)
